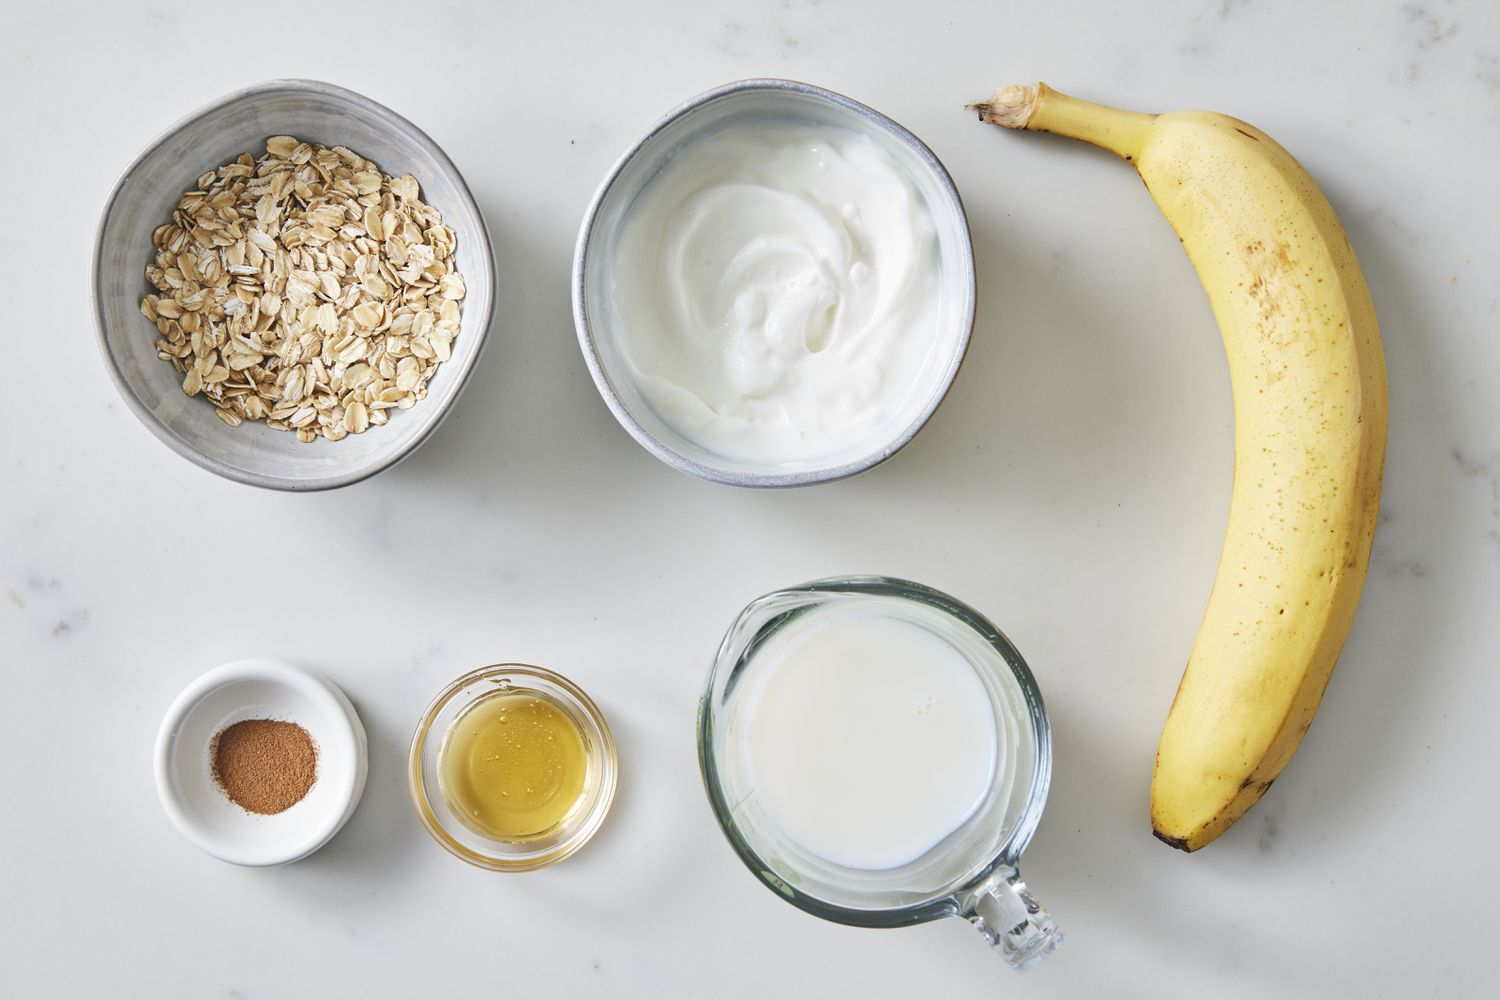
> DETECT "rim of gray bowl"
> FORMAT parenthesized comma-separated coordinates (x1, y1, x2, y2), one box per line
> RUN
(92, 78, 498, 492)
(571, 77, 977, 490)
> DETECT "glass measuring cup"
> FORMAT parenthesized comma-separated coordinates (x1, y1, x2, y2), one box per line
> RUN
(697, 576, 1061, 970)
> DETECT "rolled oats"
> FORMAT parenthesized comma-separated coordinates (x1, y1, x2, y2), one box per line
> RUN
(140, 136, 465, 443)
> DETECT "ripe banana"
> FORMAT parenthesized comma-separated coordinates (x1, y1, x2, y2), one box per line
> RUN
(971, 84, 1387, 851)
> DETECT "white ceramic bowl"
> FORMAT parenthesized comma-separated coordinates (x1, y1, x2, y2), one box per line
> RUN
(573, 79, 976, 488)
(154, 658, 368, 866)
(94, 79, 496, 491)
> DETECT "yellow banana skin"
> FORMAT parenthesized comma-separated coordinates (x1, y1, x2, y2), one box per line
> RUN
(972, 84, 1388, 851)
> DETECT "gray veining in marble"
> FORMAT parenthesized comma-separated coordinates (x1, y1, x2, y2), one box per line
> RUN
(2, 1, 1498, 997)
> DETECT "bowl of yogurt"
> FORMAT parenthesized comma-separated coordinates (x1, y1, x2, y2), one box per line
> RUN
(573, 80, 976, 487)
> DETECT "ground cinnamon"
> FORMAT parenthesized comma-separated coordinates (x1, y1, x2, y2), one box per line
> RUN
(211, 719, 318, 815)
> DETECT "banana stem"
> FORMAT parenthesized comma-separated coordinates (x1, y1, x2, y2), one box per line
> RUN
(969, 83, 1156, 162)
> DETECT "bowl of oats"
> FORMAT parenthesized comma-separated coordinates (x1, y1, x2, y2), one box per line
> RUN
(93, 79, 495, 490)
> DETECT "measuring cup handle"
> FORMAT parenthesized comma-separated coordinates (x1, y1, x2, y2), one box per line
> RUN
(963, 865, 1063, 971)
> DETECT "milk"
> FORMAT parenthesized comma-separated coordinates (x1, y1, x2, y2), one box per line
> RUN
(736, 610, 999, 870)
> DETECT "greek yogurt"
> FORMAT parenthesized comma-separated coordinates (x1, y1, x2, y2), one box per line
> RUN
(610, 122, 949, 466)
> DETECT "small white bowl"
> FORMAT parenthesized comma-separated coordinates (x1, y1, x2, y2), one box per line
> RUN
(154, 658, 368, 866)
(573, 79, 976, 488)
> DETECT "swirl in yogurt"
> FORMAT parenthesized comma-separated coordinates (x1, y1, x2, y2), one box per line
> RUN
(610, 123, 946, 466)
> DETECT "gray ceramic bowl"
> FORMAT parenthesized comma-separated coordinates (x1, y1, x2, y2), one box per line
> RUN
(573, 79, 976, 489)
(94, 79, 496, 491)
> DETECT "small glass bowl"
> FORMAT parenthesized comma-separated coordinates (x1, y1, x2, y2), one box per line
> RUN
(408, 664, 618, 871)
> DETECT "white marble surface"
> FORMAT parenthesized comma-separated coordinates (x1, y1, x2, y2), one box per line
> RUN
(3, 0, 1497, 995)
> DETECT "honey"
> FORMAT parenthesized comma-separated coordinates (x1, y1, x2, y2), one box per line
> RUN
(438, 689, 590, 842)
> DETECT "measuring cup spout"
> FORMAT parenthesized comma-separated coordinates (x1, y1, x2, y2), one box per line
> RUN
(962, 865, 1062, 971)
